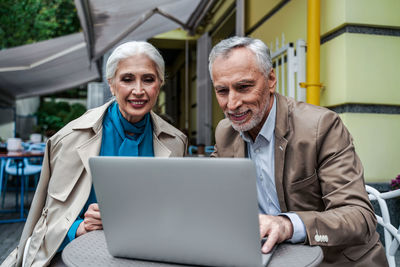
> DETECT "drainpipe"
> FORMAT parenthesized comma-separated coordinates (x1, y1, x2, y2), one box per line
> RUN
(303, 0, 322, 105)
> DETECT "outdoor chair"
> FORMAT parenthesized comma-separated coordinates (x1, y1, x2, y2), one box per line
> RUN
(188, 145, 215, 156)
(1, 143, 44, 209)
(365, 185, 400, 267)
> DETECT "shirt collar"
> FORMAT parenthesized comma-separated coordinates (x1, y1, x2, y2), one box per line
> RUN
(240, 96, 276, 143)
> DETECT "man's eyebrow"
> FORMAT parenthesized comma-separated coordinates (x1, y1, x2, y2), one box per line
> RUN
(236, 79, 255, 84)
(214, 85, 228, 90)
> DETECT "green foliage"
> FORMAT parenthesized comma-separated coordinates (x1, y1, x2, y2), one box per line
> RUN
(0, 0, 80, 49)
(35, 99, 86, 136)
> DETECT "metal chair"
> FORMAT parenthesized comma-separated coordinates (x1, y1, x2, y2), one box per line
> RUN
(365, 185, 400, 267)
(1, 143, 44, 208)
(188, 145, 215, 156)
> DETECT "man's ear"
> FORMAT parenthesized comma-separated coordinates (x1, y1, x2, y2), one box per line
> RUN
(108, 78, 115, 96)
(267, 69, 277, 94)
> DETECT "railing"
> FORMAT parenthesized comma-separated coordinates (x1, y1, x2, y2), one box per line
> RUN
(365, 185, 400, 267)
(270, 35, 306, 102)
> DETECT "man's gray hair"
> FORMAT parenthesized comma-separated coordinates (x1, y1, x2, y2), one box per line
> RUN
(106, 41, 165, 86)
(208, 36, 272, 80)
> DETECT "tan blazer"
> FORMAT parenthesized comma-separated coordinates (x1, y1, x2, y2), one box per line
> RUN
(211, 93, 387, 266)
(2, 101, 187, 267)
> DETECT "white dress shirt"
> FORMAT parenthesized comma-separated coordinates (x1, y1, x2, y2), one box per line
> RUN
(240, 97, 306, 243)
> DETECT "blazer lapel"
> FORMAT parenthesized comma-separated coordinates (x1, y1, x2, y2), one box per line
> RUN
(274, 136, 288, 212)
(233, 134, 246, 158)
(274, 94, 289, 212)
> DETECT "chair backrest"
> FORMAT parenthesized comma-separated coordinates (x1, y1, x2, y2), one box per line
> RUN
(188, 145, 215, 156)
(205, 146, 215, 154)
(27, 143, 46, 152)
(365, 185, 400, 267)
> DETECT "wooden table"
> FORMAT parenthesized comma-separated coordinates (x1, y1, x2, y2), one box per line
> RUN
(0, 151, 44, 223)
(62, 231, 323, 267)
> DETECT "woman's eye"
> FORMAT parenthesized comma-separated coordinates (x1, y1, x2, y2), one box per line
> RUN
(121, 76, 133, 82)
(143, 77, 155, 83)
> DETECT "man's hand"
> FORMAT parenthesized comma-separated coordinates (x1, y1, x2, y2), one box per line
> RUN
(76, 203, 103, 237)
(259, 214, 293, 253)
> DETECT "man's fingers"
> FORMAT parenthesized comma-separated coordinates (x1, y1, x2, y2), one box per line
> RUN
(259, 214, 269, 238)
(262, 231, 278, 254)
(259, 224, 268, 238)
(259, 214, 294, 253)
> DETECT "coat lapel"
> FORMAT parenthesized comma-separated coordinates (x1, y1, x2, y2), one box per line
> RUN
(77, 132, 103, 178)
(274, 94, 289, 212)
(74, 101, 111, 178)
(150, 111, 172, 157)
(153, 134, 171, 157)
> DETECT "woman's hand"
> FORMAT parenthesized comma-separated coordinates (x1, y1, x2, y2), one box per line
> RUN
(76, 203, 103, 237)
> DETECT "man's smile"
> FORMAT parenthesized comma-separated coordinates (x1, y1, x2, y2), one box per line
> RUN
(227, 110, 250, 123)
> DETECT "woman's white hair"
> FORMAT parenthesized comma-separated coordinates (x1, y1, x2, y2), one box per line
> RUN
(106, 41, 165, 86)
(208, 36, 272, 81)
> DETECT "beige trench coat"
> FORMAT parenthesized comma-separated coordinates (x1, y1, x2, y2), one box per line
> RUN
(2, 101, 187, 267)
(211, 93, 387, 266)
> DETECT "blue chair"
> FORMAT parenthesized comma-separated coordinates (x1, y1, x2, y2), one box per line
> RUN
(188, 145, 215, 156)
(1, 144, 44, 208)
(188, 145, 198, 156)
(205, 146, 215, 154)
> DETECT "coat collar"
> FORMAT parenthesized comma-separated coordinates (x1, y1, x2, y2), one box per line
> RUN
(73, 102, 174, 171)
(71, 101, 175, 141)
(72, 100, 113, 134)
(150, 111, 177, 139)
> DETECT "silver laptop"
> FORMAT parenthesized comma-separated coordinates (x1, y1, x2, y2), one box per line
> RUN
(89, 157, 274, 267)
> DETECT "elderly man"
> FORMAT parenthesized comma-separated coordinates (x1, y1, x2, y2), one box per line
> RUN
(209, 36, 387, 266)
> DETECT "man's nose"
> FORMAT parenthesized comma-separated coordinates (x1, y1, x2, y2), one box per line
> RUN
(227, 91, 242, 111)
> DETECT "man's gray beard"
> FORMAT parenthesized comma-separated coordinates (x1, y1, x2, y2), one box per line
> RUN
(225, 98, 269, 133)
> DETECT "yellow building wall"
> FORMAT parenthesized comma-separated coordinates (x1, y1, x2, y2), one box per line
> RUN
(346, 34, 400, 105)
(320, 34, 347, 106)
(340, 113, 400, 182)
(248, 0, 307, 50)
(320, 34, 400, 107)
(321, 0, 400, 35)
(246, 0, 281, 30)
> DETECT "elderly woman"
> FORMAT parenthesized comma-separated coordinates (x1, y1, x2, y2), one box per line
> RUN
(3, 41, 187, 266)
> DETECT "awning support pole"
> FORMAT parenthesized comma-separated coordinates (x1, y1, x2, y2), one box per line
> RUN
(303, 0, 322, 106)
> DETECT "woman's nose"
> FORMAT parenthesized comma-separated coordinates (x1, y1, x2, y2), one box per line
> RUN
(131, 81, 144, 96)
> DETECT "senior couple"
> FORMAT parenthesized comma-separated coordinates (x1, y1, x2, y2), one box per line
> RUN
(2, 37, 387, 267)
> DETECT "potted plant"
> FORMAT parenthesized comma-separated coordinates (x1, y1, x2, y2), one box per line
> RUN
(35, 99, 86, 137)
(390, 174, 400, 191)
